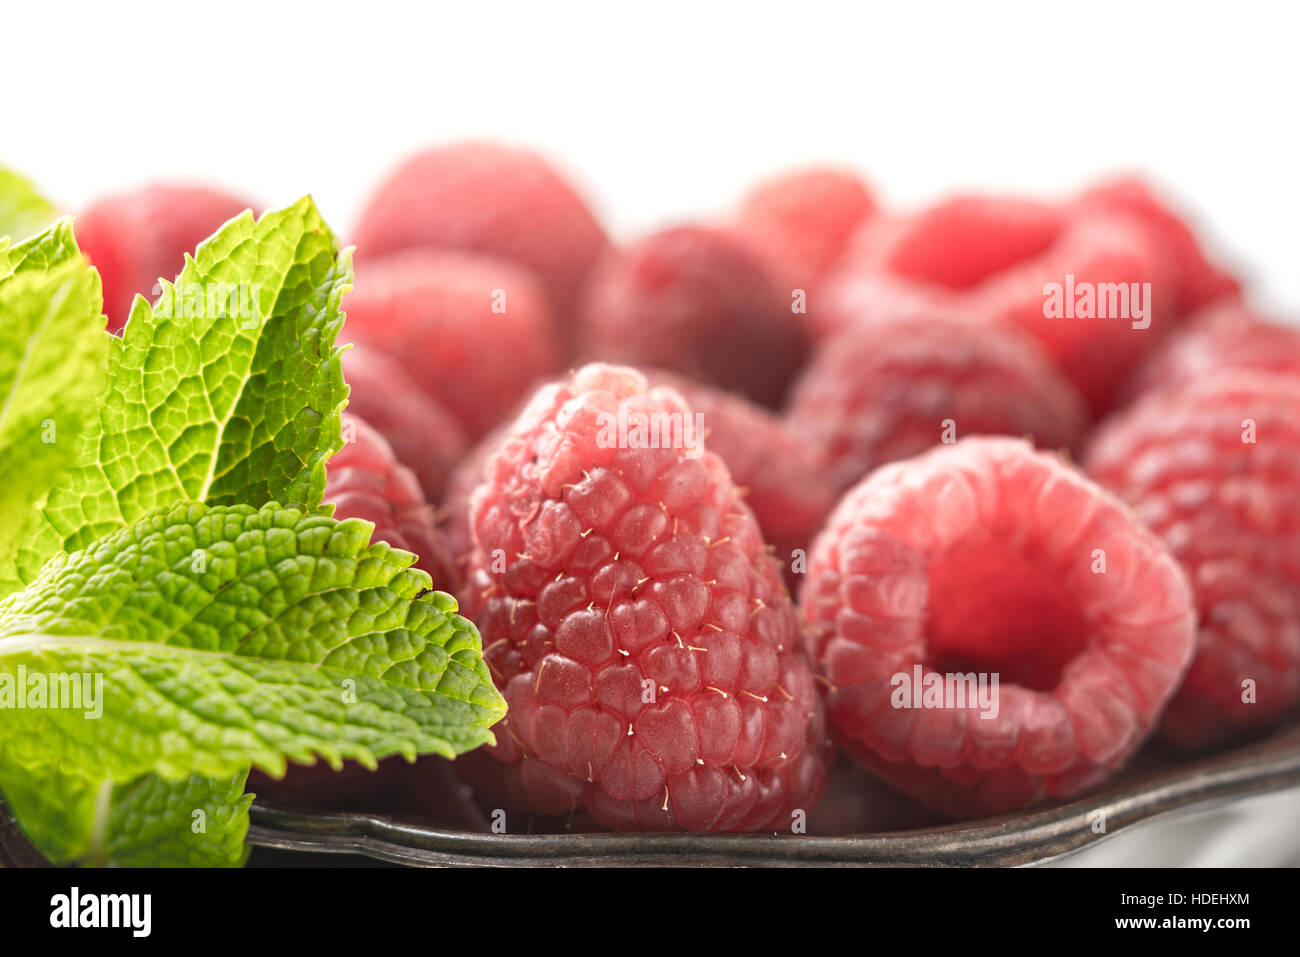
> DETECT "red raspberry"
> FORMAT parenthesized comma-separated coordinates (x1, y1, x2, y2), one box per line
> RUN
(786, 314, 1088, 494)
(812, 269, 959, 341)
(447, 372, 838, 591)
(729, 167, 877, 292)
(644, 370, 837, 579)
(801, 437, 1195, 817)
(970, 213, 1179, 415)
(840, 196, 1066, 291)
(1074, 176, 1240, 313)
(461, 364, 827, 831)
(823, 195, 1178, 414)
(444, 427, 506, 575)
(575, 226, 811, 408)
(351, 141, 609, 324)
(1120, 300, 1300, 401)
(341, 345, 468, 501)
(326, 412, 459, 593)
(342, 248, 561, 439)
(74, 183, 255, 334)
(1085, 373, 1300, 751)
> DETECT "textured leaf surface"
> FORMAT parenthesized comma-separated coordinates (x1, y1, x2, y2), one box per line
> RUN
(0, 502, 505, 785)
(0, 763, 250, 867)
(0, 167, 58, 241)
(0, 217, 80, 281)
(0, 224, 107, 596)
(17, 197, 351, 583)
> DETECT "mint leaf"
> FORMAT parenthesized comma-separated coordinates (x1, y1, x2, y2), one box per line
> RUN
(0, 198, 501, 867)
(0, 166, 58, 241)
(0, 224, 108, 596)
(17, 196, 351, 583)
(0, 216, 81, 282)
(0, 764, 250, 867)
(102, 771, 252, 868)
(0, 501, 505, 785)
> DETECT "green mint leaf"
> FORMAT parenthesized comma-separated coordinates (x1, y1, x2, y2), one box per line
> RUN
(0, 216, 81, 282)
(0, 166, 58, 241)
(101, 771, 252, 867)
(0, 501, 505, 788)
(0, 224, 108, 596)
(0, 764, 250, 867)
(17, 196, 351, 584)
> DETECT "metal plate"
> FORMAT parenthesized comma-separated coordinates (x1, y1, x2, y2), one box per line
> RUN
(4, 723, 1296, 868)
(242, 723, 1300, 867)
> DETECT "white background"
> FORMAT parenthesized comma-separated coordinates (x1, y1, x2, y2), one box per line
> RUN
(5, 0, 1297, 865)
(3, 0, 1298, 313)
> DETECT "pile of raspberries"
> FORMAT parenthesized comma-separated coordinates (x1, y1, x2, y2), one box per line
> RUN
(79, 145, 1299, 831)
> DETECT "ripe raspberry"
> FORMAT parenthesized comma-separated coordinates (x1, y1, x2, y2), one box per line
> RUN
(786, 314, 1088, 494)
(444, 426, 507, 574)
(351, 141, 609, 323)
(74, 183, 255, 334)
(461, 364, 827, 831)
(341, 345, 468, 501)
(1120, 300, 1300, 401)
(1074, 176, 1240, 314)
(729, 167, 877, 292)
(801, 437, 1195, 817)
(448, 372, 837, 592)
(342, 248, 561, 439)
(840, 196, 1067, 291)
(812, 269, 959, 341)
(823, 195, 1178, 414)
(971, 213, 1179, 415)
(575, 226, 810, 408)
(326, 412, 458, 593)
(644, 370, 836, 578)
(1085, 373, 1300, 751)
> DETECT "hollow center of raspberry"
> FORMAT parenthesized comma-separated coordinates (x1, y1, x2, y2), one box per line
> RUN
(925, 536, 1088, 692)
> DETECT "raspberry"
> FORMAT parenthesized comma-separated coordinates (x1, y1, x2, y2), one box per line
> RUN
(342, 248, 561, 439)
(972, 213, 1179, 415)
(351, 141, 609, 324)
(1074, 176, 1240, 313)
(74, 183, 255, 334)
(326, 412, 459, 593)
(841, 196, 1066, 291)
(444, 426, 507, 573)
(823, 195, 1178, 414)
(461, 364, 826, 831)
(644, 370, 836, 578)
(729, 167, 877, 292)
(341, 345, 468, 501)
(812, 269, 959, 341)
(1120, 300, 1300, 401)
(786, 314, 1088, 494)
(447, 372, 838, 592)
(801, 437, 1195, 817)
(576, 226, 810, 408)
(1085, 373, 1300, 751)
